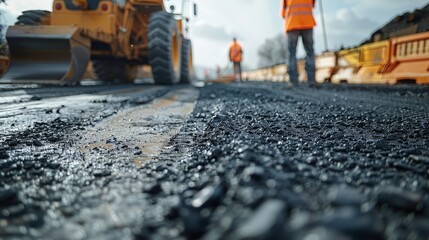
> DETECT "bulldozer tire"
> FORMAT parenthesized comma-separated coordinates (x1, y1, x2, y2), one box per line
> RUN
(16, 10, 51, 26)
(148, 12, 181, 85)
(93, 59, 137, 83)
(180, 39, 193, 84)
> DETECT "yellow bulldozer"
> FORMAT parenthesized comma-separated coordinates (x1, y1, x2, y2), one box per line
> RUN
(3, 0, 196, 85)
(0, 40, 9, 77)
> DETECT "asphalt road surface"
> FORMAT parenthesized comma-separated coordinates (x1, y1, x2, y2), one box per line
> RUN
(1, 81, 429, 240)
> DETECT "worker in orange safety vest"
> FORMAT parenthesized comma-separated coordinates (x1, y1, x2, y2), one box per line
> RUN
(229, 38, 243, 82)
(281, 0, 317, 86)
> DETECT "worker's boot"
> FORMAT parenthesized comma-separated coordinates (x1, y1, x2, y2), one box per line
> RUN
(290, 78, 299, 86)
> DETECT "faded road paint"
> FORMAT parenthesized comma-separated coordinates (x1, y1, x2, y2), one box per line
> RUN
(77, 87, 199, 166)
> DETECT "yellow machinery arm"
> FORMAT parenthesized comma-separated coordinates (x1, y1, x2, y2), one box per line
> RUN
(4, 25, 90, 85)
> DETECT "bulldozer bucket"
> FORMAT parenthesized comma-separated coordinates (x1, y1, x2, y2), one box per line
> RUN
(3, 26, 90, 85)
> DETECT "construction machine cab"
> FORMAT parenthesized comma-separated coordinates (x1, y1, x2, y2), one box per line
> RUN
(165, 0, 197, 36)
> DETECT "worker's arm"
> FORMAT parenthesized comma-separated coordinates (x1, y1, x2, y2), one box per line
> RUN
(229, 48, 232, 62)
(313, 0, 316, 8)
(280, 0, 286, 18)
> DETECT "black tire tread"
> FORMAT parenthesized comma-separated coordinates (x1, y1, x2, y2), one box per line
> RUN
(15, 10, 50, 26)
(180, 39, 192, 83)
(148, 11, 181, 85)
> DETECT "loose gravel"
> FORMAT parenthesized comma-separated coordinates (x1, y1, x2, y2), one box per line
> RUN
(1, 82, 429, 240)
(136, 83, 429, 240)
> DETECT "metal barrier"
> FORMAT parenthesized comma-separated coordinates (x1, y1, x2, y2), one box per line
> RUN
(354, 40, 390, 84)
(386, 32, 429, 84)
(315, 52, 337, 83)
(242, 33, 429, 85)
(331, 48, 359, 84)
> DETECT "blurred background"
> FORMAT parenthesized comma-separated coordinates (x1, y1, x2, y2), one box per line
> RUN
(0, 0, 428, 79)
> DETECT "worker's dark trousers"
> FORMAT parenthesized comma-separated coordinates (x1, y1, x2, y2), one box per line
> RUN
(287, 29, 316, 84)
(233, 62, 242, 81)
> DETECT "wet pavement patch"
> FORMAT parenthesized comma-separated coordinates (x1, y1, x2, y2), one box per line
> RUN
(0, 85, 179, 239)
(0, 150, 9, 159)
(133, 83, 429, 239)
(1, 82, 429, 239)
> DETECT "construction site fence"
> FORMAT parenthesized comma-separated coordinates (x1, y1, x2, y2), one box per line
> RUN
(242, 32, 429, 85)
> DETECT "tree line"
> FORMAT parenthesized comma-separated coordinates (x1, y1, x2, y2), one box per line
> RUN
(257, 34, 288, 68)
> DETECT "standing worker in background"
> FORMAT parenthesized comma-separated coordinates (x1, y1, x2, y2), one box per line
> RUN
(281, 0, 317, 86)
(229, 38, 243, 82)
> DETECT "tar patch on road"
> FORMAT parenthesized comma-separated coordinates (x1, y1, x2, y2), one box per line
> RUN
(1, 82, 429, 240)
(136, 83, 429, 240)
(0, 85, 181, 239)
(77, 87, 199, 166)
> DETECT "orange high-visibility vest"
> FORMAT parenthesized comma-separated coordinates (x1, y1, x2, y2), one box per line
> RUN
(229, 42, 243, 63)
(280, 0, 316, 32)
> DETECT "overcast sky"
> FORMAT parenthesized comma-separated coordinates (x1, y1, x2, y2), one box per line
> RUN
(1, 0, 428, 70)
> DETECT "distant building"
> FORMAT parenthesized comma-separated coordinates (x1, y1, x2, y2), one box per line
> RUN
(365, 3, 429, 43)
